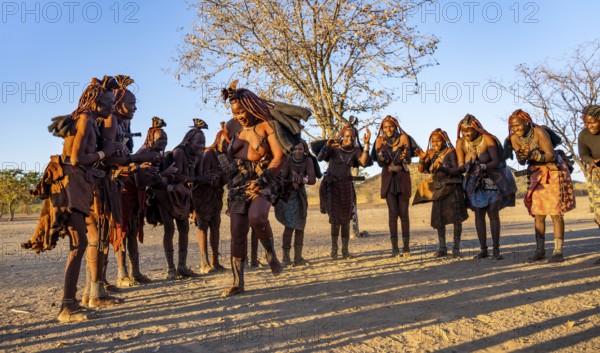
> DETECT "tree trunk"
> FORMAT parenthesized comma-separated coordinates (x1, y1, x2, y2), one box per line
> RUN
(0, 203, 4, 220)
(9, 200, 15, 221)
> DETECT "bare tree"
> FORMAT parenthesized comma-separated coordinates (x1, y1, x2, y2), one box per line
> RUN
(176, 0, 438, 138)
(500, 40, 600, 177)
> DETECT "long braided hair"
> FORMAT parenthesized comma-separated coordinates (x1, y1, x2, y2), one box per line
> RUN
(375, 115, 406, 140)
(335, 125, 363, 150)
(422, 128, 454, 172)
(507, 109, 538, 136)
(456, 113, 495, 140)
(330, 116, 362, 150)
(457, 113, 511, 163)
(509, 109, 563, 148)
(113, 75, 135, 117)
(427, 128, 454, 151)
(221, 80, 274, 122)
(72, 75, 115, 117)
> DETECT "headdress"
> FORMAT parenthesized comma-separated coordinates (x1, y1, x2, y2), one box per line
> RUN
(457, 113, 494, 140)
(140, 116, 167, 150)
(113, 75, 135, 116)
(176, 119, 207, 150)
(72, 75, 115, 117)
(190, 118, 208, 130)
(221, 80, 274, 122)
(427, 128, 454, 151)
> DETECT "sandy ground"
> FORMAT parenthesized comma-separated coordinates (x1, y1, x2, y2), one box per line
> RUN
(1, 196, 600, 353)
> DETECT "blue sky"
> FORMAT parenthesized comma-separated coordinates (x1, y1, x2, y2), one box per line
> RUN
(1, 1, 598, 181)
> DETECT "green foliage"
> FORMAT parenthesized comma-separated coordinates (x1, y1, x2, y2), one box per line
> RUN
(0, 169, 41, 220)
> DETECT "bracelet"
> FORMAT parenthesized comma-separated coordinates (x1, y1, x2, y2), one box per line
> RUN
(363, 143, 370, 152)
(158, 172, 163, 178)
(167, 184, 174, 192)
(528, 149, 546, 163)
(480, 163, 487, 171)
(537, 154, 546, 163)
(97, 151, 106, 160)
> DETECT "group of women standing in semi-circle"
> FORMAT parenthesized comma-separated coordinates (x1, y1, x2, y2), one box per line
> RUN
(216, 84, 599, 297)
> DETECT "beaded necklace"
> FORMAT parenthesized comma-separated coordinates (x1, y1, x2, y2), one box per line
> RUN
(337, 146, 355, 165)
(383, 135, 403, 163)
(466, 134, 483, 155)
(518, 126, 535, 146)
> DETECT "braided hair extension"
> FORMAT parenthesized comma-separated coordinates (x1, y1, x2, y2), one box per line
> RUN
(375, 115, 407, 140)
(330, 115, 363, 149)
(427, 128, 454, 151)
(507, 109, 538, 136)
(72, 76, 115, 117)
(457, 113, 514, 162)
(113, 75, 135, 116)
(456, 113, 495, 140)
(221, 80, 274, 122)
(335, 125, 363, 149)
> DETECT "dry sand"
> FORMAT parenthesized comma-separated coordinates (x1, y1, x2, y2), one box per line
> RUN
(1, 196, 600, 352)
